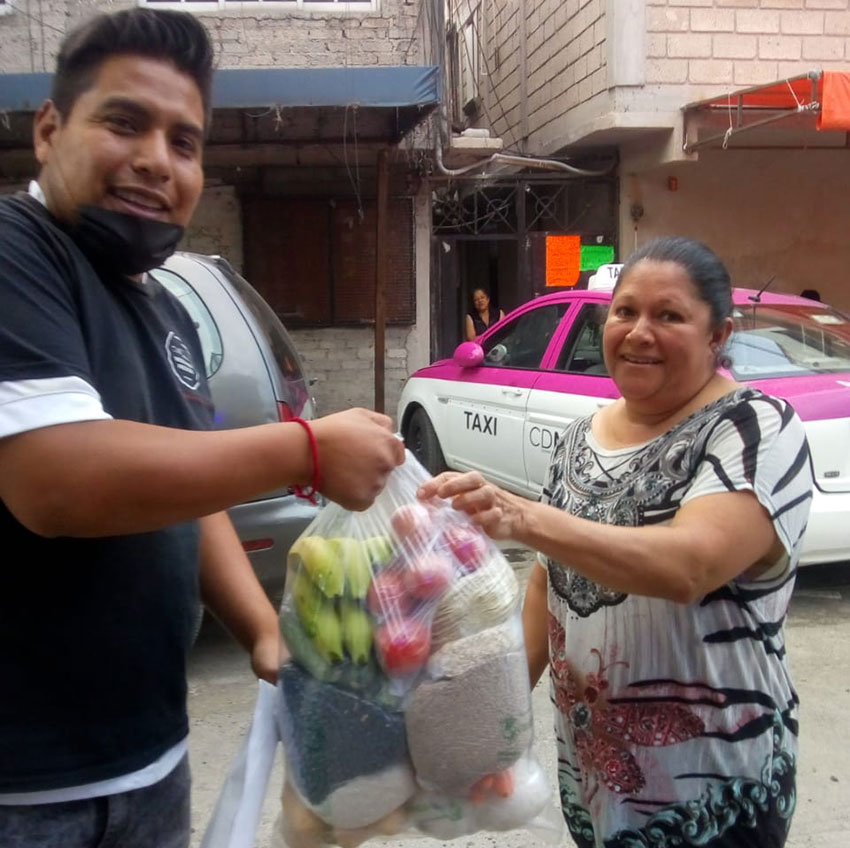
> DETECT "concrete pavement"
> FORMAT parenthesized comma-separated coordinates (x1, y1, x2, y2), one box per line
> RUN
(187, 551, 850, 848)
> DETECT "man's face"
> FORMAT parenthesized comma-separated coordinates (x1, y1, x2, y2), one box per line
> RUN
(34, 54, 205, 228)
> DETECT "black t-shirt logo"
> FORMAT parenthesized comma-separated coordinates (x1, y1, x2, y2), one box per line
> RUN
(165, 332, 201, 391)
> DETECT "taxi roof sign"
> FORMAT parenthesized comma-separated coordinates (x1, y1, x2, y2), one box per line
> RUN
(587, 263, 623, 291)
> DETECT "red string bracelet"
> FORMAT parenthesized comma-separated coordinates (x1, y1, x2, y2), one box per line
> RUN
(291, 417, 321, 505)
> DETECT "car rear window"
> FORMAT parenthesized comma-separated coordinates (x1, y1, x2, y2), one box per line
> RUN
(728, 304, 850, 378)
(151, 268, 224, 378)
(216, 261, 313, 417)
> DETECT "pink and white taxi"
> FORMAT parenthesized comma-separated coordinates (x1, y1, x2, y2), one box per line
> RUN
(398, 267, 850, 567)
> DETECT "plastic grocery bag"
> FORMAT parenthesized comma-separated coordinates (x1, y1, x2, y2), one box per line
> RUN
(200, 680, 280, 848)
(274, 450, 564, 847)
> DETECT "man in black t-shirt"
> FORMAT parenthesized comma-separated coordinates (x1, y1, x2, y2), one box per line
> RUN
(0, 9, 404, 847)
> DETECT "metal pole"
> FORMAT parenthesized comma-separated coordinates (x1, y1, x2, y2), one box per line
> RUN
(374, 147, 389, 414)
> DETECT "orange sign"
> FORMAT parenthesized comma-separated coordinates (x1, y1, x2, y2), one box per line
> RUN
(545, 235, 581, 287)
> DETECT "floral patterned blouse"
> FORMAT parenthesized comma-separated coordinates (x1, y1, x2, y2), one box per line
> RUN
(541, 388, 812, 848)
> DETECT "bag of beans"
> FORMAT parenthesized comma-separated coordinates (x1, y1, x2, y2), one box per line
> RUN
(274, 451, 563, 847)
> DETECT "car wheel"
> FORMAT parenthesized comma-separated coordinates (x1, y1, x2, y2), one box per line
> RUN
(406, 408, 448, 476)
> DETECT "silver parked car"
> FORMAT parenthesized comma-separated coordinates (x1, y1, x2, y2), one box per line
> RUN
(151, 252, 320, 602)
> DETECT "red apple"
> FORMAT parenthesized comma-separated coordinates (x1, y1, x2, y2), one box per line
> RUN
(444, 525, 489, 572)
(366, 569, 412, 618)
(402, 552, 453, 600)
(375, 618, 432, 675)
(390, 503, 432, 541)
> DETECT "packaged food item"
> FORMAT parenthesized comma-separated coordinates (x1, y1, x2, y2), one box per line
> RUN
(275, 451, 563, 847)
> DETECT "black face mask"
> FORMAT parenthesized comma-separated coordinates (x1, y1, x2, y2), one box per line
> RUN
(69, 205, 184, 276)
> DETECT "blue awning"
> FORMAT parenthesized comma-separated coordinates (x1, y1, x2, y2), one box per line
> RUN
(0, 66, 441, 143)
(0, 73, 50, 112)
(213, 66, 440, 110)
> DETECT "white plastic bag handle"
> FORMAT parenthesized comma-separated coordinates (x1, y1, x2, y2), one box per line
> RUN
(200, 680, 280, 848)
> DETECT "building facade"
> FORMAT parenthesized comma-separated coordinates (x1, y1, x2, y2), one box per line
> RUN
(2, 0, 848, 416)
(452, 0, 850, 312)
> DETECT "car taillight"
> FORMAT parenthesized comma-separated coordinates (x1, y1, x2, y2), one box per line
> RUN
(242, 538, 274, 553)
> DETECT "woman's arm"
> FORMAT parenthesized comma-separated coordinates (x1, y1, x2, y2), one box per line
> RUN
(420, 473, 780, 603)
(465, 314, 476, 342)
(522, 562, 550, 687)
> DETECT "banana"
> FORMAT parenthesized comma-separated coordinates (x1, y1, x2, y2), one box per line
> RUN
(292, 570, 325, 637)
(290, 536, 345, 598)
(330, 537, 373, 600)
(312, 601, 345, 663)
(364, 535, 394, 569)
(279, 606, 339, 682)
(341, 601, 374, 665)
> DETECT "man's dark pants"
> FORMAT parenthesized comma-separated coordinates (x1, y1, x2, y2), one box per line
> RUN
(0, 755, 191, 848)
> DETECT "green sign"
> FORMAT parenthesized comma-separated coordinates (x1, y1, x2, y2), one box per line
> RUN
(580, 244, 615, 271)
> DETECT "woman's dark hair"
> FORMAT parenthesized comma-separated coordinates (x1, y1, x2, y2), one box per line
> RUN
(51, 9, 214, 127)
(617, 236, 733, 328)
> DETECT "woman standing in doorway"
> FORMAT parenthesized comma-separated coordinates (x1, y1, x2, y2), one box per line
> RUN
(465, 287, 505, 341)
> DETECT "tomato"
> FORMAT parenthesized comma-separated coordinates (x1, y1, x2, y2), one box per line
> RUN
(375, 618, 432, 676)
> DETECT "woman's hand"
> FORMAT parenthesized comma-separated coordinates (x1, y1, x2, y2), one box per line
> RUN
(417, 471, 530, 541)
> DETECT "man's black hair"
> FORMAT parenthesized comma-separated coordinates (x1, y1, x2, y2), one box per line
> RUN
(51, 8, 214, 127)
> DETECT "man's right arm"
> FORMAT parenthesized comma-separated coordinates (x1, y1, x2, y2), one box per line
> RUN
(0, 208, 406, 537)
(0, 408, 404, 538)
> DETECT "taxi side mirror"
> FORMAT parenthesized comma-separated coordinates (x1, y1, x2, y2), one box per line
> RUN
(453, 341, 484, 368)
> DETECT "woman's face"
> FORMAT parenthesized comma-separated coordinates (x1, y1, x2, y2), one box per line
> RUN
(472, 290, 490, 312)
(603, 259, 729, 413)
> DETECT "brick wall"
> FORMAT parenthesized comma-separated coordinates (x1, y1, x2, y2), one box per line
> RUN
(478, 0, 850, 154)
(482, 0, 521, 142)
(180, 185, 244, 271)
(288, 326, 413, 422)
(647, 0, 850, 94)
(0, 0, 424, 74)
(482, 0, 606, 145)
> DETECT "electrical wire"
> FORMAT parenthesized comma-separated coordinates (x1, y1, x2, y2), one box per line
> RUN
(466, 0, 521, 150)
(3, 0, 65, 36)
(450, 0, 517, 149)
(25, 0, 34, 73)
(36, 0, 45, 71)
(342, 102, 365, 221)
(435, 0, 617, 180)
(402, 0, 429, 63)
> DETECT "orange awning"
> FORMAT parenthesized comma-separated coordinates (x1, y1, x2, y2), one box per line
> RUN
(819, 71, 850, 130)
(682, 71, 850, 152)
